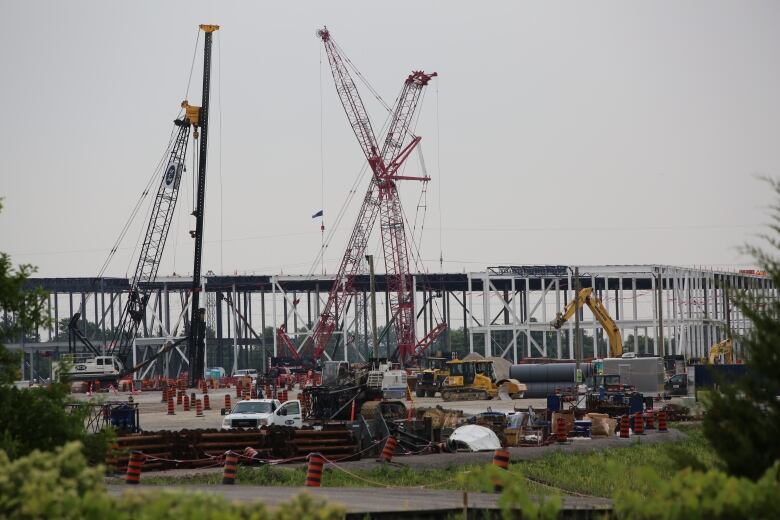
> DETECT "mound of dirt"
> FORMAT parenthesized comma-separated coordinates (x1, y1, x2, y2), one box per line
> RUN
(461, 352, 512, 381)
(486, 356, 512, 381)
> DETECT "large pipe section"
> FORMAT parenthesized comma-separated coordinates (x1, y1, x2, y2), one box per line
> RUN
(509, 362, 594, 398)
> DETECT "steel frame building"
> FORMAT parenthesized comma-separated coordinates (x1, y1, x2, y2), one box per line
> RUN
(10, 265, 772, 379)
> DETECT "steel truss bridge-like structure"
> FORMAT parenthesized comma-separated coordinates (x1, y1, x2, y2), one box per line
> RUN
(10, 265, 773, 380)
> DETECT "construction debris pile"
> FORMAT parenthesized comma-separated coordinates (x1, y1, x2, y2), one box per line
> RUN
(109, 425, 359, 472)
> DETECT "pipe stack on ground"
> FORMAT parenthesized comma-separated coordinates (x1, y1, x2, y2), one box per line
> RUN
(508, 363, 594, 398)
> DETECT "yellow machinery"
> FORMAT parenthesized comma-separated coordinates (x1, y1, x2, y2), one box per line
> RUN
(440, 359, 526, 401)
(550, 287, 623, 358)
(708, 339, 733, 364)
(415, 356, 449, 397)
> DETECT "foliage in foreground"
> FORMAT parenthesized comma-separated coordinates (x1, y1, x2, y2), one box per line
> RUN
(702, 177, 780, 480)
(615, 462, 780, 519)
(0, 202, 49, 385)
(0, 381, 113, 462)
(0, 202, 101, 460)
(514, 426, 719, 499)
(0, 442, 345, 520)
(465, 464, 561, 520)
(145, 426, 717, 500)
(0, 206, 112, 462)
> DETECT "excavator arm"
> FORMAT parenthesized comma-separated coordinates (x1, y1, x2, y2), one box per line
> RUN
(708, 339, 733, 364)
(550, 288, 590, 328)
(550, 287, 624, 358)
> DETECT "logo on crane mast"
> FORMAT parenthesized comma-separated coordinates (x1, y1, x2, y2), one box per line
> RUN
(163, 161, 183, 190)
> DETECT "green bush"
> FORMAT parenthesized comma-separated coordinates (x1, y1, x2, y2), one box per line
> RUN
(0, 380, 113, 463)
(702, 177, 780, 480)
(0, 383, 88, 460)
(0, 442, 345, 520)
(615, 462, 780, 519)
(0, 441, 112, 519)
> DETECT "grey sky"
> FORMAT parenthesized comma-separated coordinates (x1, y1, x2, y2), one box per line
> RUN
(1, 1, 778, 279)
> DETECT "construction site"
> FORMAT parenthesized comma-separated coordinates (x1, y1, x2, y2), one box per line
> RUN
(2, 4, 779, 519)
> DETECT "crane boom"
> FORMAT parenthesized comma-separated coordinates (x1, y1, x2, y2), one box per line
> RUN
(317, 28, 381, 161)
(108, 121, 191, 363)
(306, 27, 436, 364)
(550, 287, 624, 358)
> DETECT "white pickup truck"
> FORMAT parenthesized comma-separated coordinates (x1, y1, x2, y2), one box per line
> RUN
(220, 399, 303, 430)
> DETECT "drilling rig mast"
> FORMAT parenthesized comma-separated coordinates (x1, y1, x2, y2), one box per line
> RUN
(68, 25, 219, 385)
(187, 24, 219, 386)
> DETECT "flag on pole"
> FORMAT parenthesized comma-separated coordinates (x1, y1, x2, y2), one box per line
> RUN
(312, 209, 324, 218)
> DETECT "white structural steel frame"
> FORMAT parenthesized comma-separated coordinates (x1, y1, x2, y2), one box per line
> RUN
(466, 265, 774, 362)
(12, 265, 775, 381)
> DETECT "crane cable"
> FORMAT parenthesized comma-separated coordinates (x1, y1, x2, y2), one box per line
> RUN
(306, 86, 404, 276)
(123, 125, 182, 276)
(79, 30, 201, 317)
(435, 77, 443, 272)
(319, 44, 326, 275)
(170, 28, 202, 276)
(184, 28, 201, 102)
(112, 127, 180, 283)
(396, 87, 447, 324)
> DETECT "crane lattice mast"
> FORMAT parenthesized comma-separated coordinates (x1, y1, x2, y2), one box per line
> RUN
(305, 27, 436, 364)
(109, 121, 191, 363)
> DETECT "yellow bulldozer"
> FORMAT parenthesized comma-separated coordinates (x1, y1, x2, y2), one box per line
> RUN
(415, 356, 449, 397)
(440, 359, 526, 401)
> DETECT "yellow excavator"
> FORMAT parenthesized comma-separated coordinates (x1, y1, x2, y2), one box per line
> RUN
(550, 287, 623, 358)
(708, 339, 733, 364)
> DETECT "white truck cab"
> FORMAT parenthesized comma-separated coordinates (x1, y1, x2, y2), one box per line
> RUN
(220, 398, 303, 430)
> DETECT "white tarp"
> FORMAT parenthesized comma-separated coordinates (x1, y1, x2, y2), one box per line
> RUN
(448, 424, 502, 452)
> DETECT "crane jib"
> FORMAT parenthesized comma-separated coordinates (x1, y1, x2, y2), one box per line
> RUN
(306, 27, 437, 364)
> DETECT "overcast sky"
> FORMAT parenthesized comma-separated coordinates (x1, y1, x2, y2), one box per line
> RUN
(1, 1, 778, 279)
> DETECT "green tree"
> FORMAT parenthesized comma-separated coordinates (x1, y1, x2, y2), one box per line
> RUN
(0, 204, 48, 384)
(51, 317, 119, 342)
(615, 462, 780, 519)
(0, 199, 109, 460)
(702, 178, 780, 480)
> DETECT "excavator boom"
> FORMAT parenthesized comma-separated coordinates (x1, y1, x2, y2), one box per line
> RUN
(551, 287, 623, 358)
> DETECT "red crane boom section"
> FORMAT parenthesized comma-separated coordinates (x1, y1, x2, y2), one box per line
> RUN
(306, 28, 436, 363)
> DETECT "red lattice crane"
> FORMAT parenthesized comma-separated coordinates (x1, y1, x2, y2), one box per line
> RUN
(305, 27, 437, 364)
